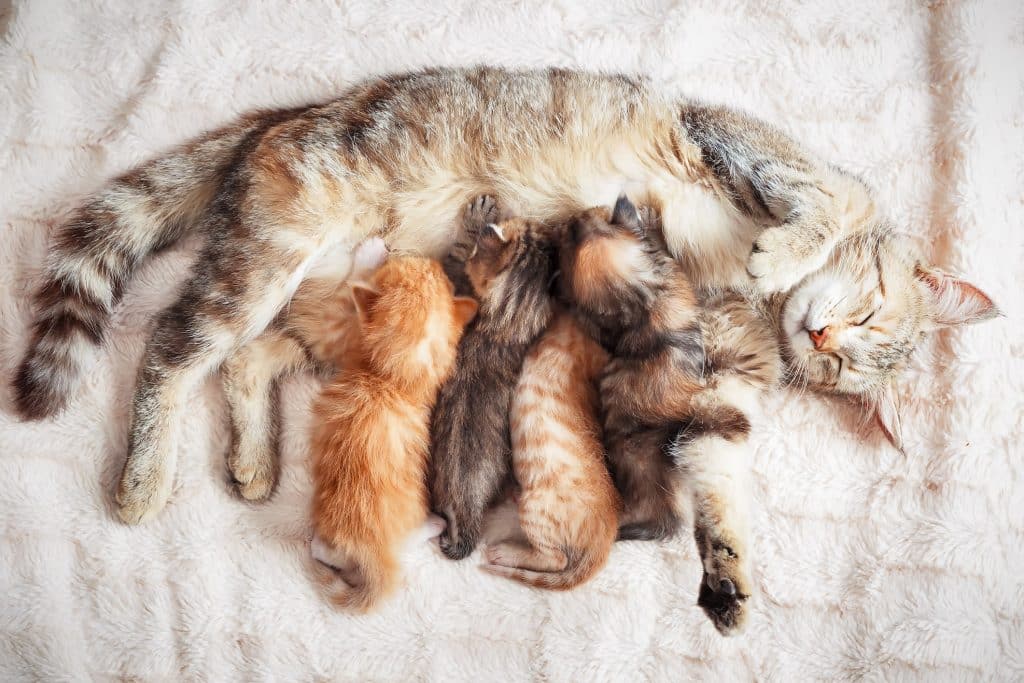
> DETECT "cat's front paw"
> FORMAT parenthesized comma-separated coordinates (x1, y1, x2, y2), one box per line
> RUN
(695, 539, 752, 635)
(228, 443, 277, 502)
(698, 571, 749, 635)
(746, 225, 829, 294)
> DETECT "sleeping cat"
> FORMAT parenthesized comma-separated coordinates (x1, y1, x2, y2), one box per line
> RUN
(11, 67, 997, 621)
(485, 308, 620, 590)
(309, 256, 477, 611)
(428, 196, 559, 561)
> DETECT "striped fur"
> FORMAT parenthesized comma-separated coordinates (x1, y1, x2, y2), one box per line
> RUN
(9, 66, 996, 528)
(485, 311, 619, 590)
(428, 197, 559, 561)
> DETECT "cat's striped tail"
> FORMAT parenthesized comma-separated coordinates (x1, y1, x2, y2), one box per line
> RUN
(12, 110, 294, 420)
(482, 546, 608, 591)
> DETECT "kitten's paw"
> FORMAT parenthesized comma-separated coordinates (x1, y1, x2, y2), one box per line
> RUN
(464, 194, 502, 230)
(423, 514, 447, 539)
(114, 463, 172, 525)
(746, 225, 827, 294)
(437, 530, 475, 561)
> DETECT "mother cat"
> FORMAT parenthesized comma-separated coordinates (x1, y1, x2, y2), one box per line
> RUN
(13, 66, 995, 535)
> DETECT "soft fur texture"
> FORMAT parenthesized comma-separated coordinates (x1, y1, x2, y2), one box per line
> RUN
(0, 2, 1021, 680)
(309, 256, 476, 612)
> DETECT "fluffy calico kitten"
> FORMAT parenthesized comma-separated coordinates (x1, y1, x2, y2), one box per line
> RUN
(561, 195, 781, 633)
(485, 310, 620, 589)
(561, 195, 704, 541)
(428, 196, 558, 561)
(309, 257, 477, 612)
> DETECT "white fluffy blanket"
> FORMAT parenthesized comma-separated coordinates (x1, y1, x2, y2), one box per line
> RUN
(1, 1, 1021, 680)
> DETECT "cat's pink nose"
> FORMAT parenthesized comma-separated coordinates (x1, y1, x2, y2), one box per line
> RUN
(808, 326, 831, 350)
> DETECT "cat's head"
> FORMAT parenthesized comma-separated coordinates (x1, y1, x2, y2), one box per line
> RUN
(559, 194, 670, 333)
(350, 257, 477, 385)
(463, 216, 557, 341)
(780, 227, 998, 447)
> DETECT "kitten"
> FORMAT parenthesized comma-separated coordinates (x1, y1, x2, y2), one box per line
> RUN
(309, 256, 477, 612)
(428, 196, 559, 561)
(561, 195, 781, 633)
(560, 195, 705, 542)
(484, 309, 620, 589)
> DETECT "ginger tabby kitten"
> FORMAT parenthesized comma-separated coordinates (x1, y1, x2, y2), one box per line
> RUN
(309, 256, 477, 612)
(485, 310, 620, 590)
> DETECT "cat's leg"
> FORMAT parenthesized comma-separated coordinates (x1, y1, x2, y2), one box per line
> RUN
(680, 107, 872, 293)
(485, 541, 566, 572)
(115, 241, 325, 524)
(671, 385, 760, 636)
(222, 331, 310, 501)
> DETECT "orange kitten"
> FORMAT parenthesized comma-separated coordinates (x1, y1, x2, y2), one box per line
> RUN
(484, 310, 620, 589)
(309, 257, 477, 612)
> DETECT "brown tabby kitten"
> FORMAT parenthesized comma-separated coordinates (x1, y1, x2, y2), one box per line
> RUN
(560, 195, 781, 633)
(428, 196, 559, 561)
(485, 309, 620, 590)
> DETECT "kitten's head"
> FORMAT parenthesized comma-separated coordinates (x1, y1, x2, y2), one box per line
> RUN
(350, 257, 477, 386)
(560, 195, 669, 334)
(781, 227, 998, 446)
(463, 216, 558, 342)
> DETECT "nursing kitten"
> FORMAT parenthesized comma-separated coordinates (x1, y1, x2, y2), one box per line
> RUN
(561, 196, 781, 633)
(485, 310, 620, 589)
(428, 196, 558, 561)
(222, 237, 389, 500)
(309, 257, 477, 612)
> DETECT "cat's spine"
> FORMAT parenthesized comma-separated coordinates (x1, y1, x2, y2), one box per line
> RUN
(13, 110, 295, 419)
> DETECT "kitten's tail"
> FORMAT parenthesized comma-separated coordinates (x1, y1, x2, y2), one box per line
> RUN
(482, 546, 608, 591)
(311, 535, 399, 613)
(13, 109, 298, 420)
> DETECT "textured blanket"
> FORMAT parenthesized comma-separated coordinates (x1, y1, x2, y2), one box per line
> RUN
(1, 1, 1021, 680)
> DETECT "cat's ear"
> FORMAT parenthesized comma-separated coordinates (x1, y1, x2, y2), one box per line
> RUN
(611, 193, 643, 234)
(452, 296, 479, 327)
(479, 222, 508, 250)
(916, 264, 999, 330)
(349, 282, 380, 323)
(872, 379, 906, 455)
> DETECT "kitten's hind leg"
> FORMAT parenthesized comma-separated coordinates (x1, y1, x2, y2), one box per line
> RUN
(485, 541, 566, 573)
(116, 245, 321, 524)
(222, 331, 309, 501)
(607, 427, 682, 542)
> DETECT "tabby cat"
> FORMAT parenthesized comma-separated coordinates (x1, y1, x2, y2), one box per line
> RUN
(309, 256, 477, 612)
(11, 67, 997, 632)
(485, 309, 620, 590)
(428, 195, 559, 561)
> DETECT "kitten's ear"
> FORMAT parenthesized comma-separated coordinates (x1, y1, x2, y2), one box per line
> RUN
(611, 194, 643, 234)
(452, 296, 479, 327)
(916, 264, 999, 329)
(872, 380, 906, 455)
(349, 282, 380, 323)
(478, 222, 508, 250)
